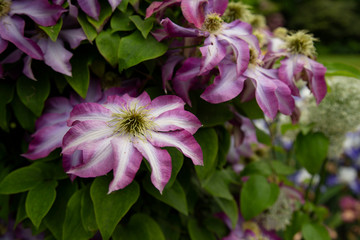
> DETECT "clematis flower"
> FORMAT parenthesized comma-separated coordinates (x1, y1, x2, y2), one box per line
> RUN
(277, 31, 327, 104)
(160, 0, 259, 76)
(0, 0, 65, 59)
(201, 48, 295, 119)
(62, 91, 203, 193)
(21, 79, 135, 161)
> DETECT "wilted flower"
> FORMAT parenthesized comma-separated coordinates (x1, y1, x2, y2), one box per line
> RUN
(62, 91, 203, 193)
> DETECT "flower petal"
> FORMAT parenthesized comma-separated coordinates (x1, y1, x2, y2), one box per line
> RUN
(147, 95, 185, 118)
(278, 55, 306, 96)
(62, 150, 83, 175)
(0, 37, 8, 54)
(35, 112, 69, 130)
(62, 120, 113, 155)
(67, 137, 113, 177)
(10, 0, 65, 26)
(38, 38, 72, 76)
(108, 0, 122, 11)
(304, 58, 327, 104)
(44, 97, 73, 114)
(22, 122, 69, 160)
(59, 28, 87, 49)
(148, 130, 203, 166)
(162, 55, 184, 92)
(0, 16, 43, 60)
(108, 136, 143, 193)
(77, 0, 100, 20)
(133, 139, 172, 193)
(207, 0, 228, 16)
(201, 60, 246, 103)
(23, 55, 35, 80)
(160, 18, 206, 38)
(146, 0, 181, 18)
(154, 109, 202, 134)
(273, 79, 295, 115)
(199, 35, 227, 75)
(245, 68, 278, 119)
(68, 102, 113, 126)
(181, 0, 207, 28)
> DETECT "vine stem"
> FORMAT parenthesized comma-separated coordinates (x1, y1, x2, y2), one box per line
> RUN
(314, 158, 329, 204)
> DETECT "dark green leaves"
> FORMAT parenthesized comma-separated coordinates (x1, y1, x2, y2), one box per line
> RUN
(302, 223, 331, 240)
(16, 75, 50, 117)
(39, 18, 63, 42)
(113, 214, 165, 240)
(90, 176, 140, 240)
(96, 30, 121, 67)
(0, 166, 43, 194)
(294, 132, 329, 174)
(118, 31, 167, 71)
(26, 180, 57, 228)
(240, 175, 279, 220)
(129, 15, 154, 38)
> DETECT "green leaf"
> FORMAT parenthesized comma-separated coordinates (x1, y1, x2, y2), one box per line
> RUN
(0, 166, 43, 194)
(118, 31, 167, 71)
(15, 193, 27, 226)
(39, 18, 63, 42)
(302, 223, 331, 240)
(318, 184, 344, 204)
(214, 197, 238, 229)
(63, 189, 94, 240)
(323, 62, 360, 79)
(113, 214, 165, 240)
(215, 126, 231, 168)
(0, 194, 9, 220)
(78, 12, 97, 41)
(255, 126, 271, 145)
(143, 179, 188, 215)
(294, 132, 329, 174)
(234, 98, 264, 119)
(165, 147, 184, 189)
(87, 1, 112, 32)
(271, 161, 296, 175)
(188, 219, 216, 240)
(240, 175, 279, 220)
(0, 81, 14, 131)
(194, 128, 218, 180)
(11, 94, 36, 132)
(241, 161, 273, 177)
(110, 10, 135, 32)
(195, 99, 233, 127)
(65, 53, 91, 99)
(90, 176, 140, 240)
(16, 75, 50, 117)
(129, 15, 154, 38)
(81, 186, 97, 232)
(202, 171, 233, 200)
(96, 30, 121, 67)
(32, 160, 68, 180)
(44, 180, 77, 240)
(284, 211, 311, 240)
(117, 0, 129, 12)
(26, 180, 57, 228)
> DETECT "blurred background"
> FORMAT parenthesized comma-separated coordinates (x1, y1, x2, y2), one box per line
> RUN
(242, 0, 360, 68)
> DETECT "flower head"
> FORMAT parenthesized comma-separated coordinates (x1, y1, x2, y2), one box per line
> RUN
(285, 30, 317, 58)
(62, 91, 203, 193)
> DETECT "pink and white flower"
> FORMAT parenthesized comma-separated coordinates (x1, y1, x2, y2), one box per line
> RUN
(62, 91, 203, 193)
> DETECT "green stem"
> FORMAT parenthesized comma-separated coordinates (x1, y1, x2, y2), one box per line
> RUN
(304, 174, 315, 201)
(314, 158, 329, 204)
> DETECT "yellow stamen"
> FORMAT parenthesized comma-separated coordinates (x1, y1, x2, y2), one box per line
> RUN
(202, 13, 223, 34)
(222, 2, 253, 23)
(285, 30, 317, 58)
(0, 0, 11, 18)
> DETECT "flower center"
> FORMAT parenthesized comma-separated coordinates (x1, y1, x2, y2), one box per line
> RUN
(109, 105, 154, 138)
(273, 27, 287, 40)
(222, 2, 253, 23)
(0, 0, 11, 17)
(202, 13, 223, 34)
(249, 48, 260, 65)
(285, 30, 317, 57)
(249, 14, 266, 29)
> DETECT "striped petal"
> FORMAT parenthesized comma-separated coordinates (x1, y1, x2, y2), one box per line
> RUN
(181, 0, 207, 28)
(22, 122, 69, 160)
(273, 79, 295, 115)
(148, 130, 203, 166)
(68, 102, 112, 126)
(108, 0, 122, 11)
(133, 140, 172, 193)
(108, 136, 143, 193)
(0, 16, 43, 60)
(154, 109, 202, 134)
(278, 55, 305, 96)
(199, 35, 227, 75)
(161, 18, 207, 38)
(147, 95, 185, 118)
(38, 38, 72, 76)
(62, 120, 113, 155)
(67, 137, 113, 177)
(10, 0, 65, 26)
(44, 97, 73, 114)
(201, 60, 246, 103)
(304, 58, 327, 104)
(59, 28, 87, 49)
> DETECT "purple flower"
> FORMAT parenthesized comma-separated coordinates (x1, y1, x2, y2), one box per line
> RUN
(160, 0, 259, 76)
(21, 79, 134, 161)
(62, 91, 203, 193)
(202, 48, 295, 119)
(0, 0, 65, 59)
